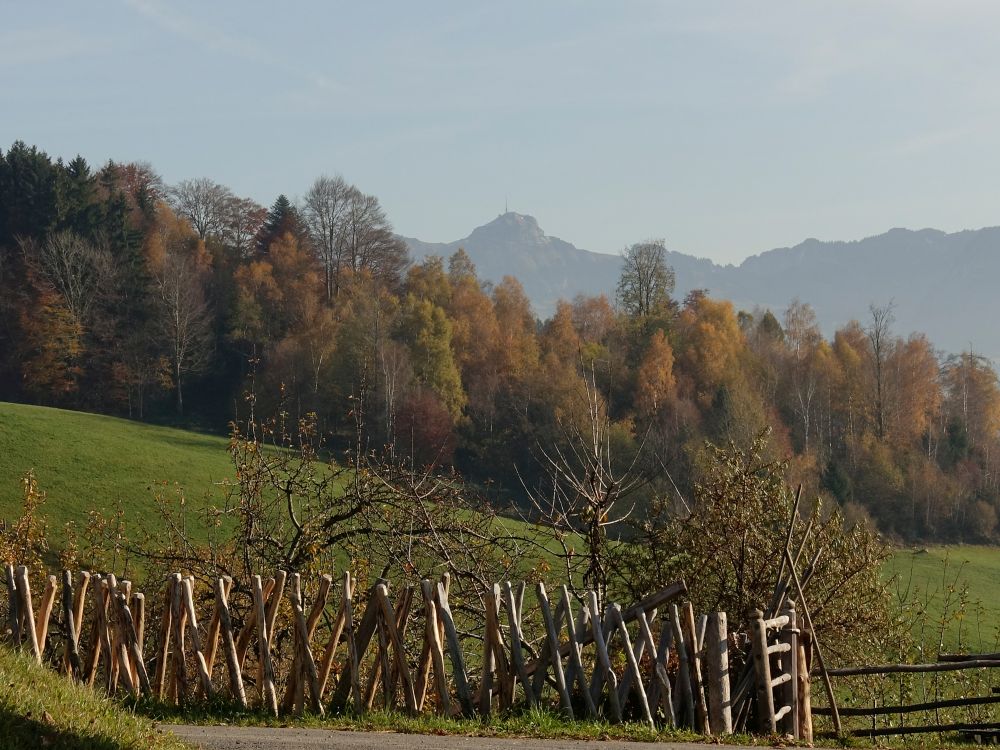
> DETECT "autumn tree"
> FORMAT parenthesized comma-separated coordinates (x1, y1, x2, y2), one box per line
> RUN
(635, 328, 677, 420)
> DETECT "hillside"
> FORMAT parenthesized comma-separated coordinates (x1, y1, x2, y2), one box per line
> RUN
(403, 215, 1000, 359)
(0, 401, 234, 542)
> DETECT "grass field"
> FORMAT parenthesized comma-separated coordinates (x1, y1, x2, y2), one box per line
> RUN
(0, 401, 234, 546)
(886, 545, 1000, 652)
(0, 645, 190, 749)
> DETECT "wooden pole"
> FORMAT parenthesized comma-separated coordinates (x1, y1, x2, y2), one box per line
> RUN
(798, 630, 813, 743)
(502, 580, 534, 708)
(252, 574, 278, 715)
(61, 570, 83, 679)
(235, 576, 275, 670)
(129, 592, 145, 691)
(200, 575, 230, 697)
(562, 587, 596, 717)
(375, 584, 417, 715)
(782, 546, 840, 733)
(750, 609, 776, 734)
(153, 576, 174, 699)
(670, 604, 694, 728)
(73, 571, 90, 646)
(705, 612, 732, 734)
(611, 604, 653, 727)
(34, 574, 57, 655)
(117, 591, 150, 696)
(424, 597, 451, 716)
(5, 564, 19, 645)
(14, 566, 40, 663)
(316, 573, 350, 701)
(169, 573, 188, 704)
(587, 590, 622, 722)
(436, 579, 474, 717)
(289, 574, 325, 715)
(537, 582, 573, 719)
(213, 576, 247, 707)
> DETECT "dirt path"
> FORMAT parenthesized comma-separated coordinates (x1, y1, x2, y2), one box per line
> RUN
(167, 725, 745, 750)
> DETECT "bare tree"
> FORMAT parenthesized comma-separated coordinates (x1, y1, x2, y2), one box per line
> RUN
(303, 178, 409, 298)
(866, 301, 896, 441)
(155, 252, 213, 414)
(221, 196, 267, 258)
(19, 230, 115, 327)
(520, 361, 646, 608)
(616, 239, 675, 319)
(169, 178, 234, 239)
(303, 175, 351, 301)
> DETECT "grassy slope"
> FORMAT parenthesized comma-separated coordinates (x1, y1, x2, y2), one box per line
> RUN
(0, 401, 234, 544)
(0, 645, 189, 749)
(886, 545, 1000, 652)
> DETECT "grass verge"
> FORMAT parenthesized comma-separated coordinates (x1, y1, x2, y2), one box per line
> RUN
(0, 645, 190, 749)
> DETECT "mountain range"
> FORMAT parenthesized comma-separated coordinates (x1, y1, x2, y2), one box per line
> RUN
(401, 212, 999, 359)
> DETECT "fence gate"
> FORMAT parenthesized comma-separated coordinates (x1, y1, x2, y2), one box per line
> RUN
(749, 601, 799, 737)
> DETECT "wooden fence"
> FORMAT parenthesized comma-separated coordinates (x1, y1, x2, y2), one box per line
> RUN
(2, 562, 765, 732)
(814, 654, 1000, 738)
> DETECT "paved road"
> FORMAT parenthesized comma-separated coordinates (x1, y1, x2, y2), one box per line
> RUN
(167, 725, 744, 750)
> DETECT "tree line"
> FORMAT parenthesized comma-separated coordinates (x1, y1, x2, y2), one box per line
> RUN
(1, 140, 998, 544)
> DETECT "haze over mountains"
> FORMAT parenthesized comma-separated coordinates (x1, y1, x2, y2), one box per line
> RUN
(402, 213, 999, 359)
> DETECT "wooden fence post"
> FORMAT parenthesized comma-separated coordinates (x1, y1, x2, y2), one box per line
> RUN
(154, 575, 174, 699)
(213, 576, 247, 707)
(706, 611, 732, 734)
(5, 564, 19, 645)
(14, 566, 40, 663)
(252, 574, 278, 716)
(436, 579, 474, 717)
(779, 601, 799, 739)
(750, 608, 776, 734)
(61, 570, 83, 679)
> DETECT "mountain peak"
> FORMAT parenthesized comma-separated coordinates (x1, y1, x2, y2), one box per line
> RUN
(471, 211, 547, 245)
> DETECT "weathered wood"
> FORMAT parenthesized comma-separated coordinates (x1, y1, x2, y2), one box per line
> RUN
(34, 574, 57, 654)
(479, 590, 497, 716)
(487, 584, 513, 710)
(750, 609, 775, 734)
(782, 546, 840, 733)
(109, 589, 136, 698)
(375, 584, 416, 715)
(502, 580, 534, 708)
(213, 576, 247, 707)
(201, 575, 231, 696)
(561, 587, 596, 718)
(537, 582, 573, 718)
(282, 573, 331, 713)
(778, 601, 799, 738)
(427, 599, 452, 716)
(436, 580, 473, 717)
(106, 574, 121, 693)
(611, 604, 653, 727)
(129, 591, 144, 689)
(587, 591, 622, 722)
(14, 566, 40, 662)
(181, 577, 214, 699)
(827, 659, 1000, 676)
(649, 614, 674, 723)
(316, 573, 350, 701)
(671, 604, 694, 728)
(524, 579, 687, 678)
(414, 582, 436, 711)
(343, 574, 364, 712)
(84, 576, 107, 687)
(117, 591, 151, 696)
(617, 606, 656, 706)
(288, 574, 324, 715)
(797, 632, 812, 743)
(639, 612, 673, 725)
(61, 570, 83, 679)
(169, 573, 188, 703)
(73, 571, 90, 645)
(153, 576, 174, 699)
(5, 564, 18, 644)
(940, 652, 1000, 662)
(813, 693, 1000, 717)
(705, 612, 732, 734)
(830, 721, 1000, 738)
(251, 574, 278, 715)
(236, 576, 275, 670)
(264, 570, 287, 647)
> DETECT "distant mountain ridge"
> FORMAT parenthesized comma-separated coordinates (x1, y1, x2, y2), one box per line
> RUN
(401, 213, 1000, 359)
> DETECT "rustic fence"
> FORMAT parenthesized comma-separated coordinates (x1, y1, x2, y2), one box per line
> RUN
(5, 562, 766, 732)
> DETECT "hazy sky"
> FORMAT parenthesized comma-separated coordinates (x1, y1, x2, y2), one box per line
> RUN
(5, 1, 1000, 264)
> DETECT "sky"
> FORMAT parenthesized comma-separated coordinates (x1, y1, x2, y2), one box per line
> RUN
(4, 1, 1000, 265)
